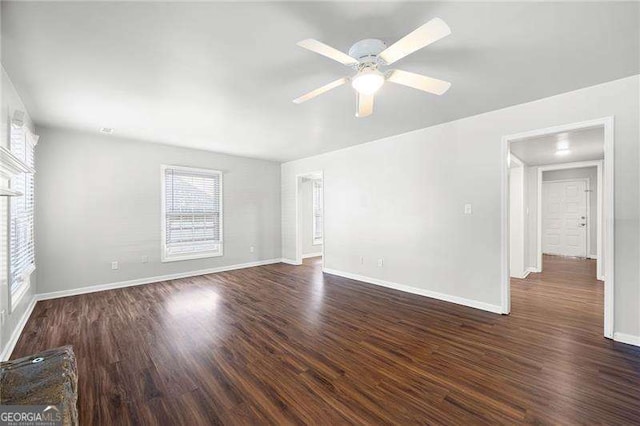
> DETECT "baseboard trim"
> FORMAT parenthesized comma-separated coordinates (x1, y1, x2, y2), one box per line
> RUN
(1, 295, 37, 361)
(588, 254, 598, 260)
(527, 267, 541, 274)
(281, 258, 302, 265)
(322, 268, 502, 314)
(302, 253, 322, 259)
(37, 258, 283, 301)
(511, 269, 530, 279)
(613, 332, 640, 347)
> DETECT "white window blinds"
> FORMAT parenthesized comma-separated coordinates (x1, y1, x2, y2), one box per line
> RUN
(312, 179, 323, 245)
(9, 125, 36, 294)
(162, 166, 223, 261)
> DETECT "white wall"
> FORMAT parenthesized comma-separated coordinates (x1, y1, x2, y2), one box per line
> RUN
(543, 167, 598, 257)
(0, 66, 37, 355)
(35, 127, 281, 295)
(300, 178, 322, 256)
(281, 75, 639, 338)
(509, 165, 526, 278)
(526, 167, 539, 269)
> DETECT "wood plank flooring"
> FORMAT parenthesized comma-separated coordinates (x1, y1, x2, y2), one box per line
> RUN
(11, 255, 640, 424)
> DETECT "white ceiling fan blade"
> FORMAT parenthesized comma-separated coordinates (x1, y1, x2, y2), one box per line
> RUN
(297, 39, 359, 66)
(293, 77, 348, 104)
(387, 70, 451, 95)
(379, 18, 451, 65)
(356, 93, 374, 118)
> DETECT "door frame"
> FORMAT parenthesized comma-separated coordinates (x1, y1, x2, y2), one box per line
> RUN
(540, 176, 592, 260)
(536, 166, 613, 276)
(500, 116, 614, 339)
(294, 170, 324, 267)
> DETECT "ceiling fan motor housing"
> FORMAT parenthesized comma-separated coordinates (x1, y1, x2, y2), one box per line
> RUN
(348, 39, 387, 68)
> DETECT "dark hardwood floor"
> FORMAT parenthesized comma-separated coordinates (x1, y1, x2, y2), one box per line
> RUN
(12, 255, 640, 424)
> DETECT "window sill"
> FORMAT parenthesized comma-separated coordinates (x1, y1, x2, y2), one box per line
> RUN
(312, 241, 323, 246)
(161, 250, 224, 263)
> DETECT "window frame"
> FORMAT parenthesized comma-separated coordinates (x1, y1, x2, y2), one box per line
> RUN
(8, 124, 37, 311)
(312, 179, 323, 246)
(160, 165, 224, 262)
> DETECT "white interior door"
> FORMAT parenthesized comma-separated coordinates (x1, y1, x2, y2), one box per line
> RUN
(542, 180, 587, 257)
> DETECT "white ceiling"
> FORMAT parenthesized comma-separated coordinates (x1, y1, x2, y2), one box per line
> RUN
(510, 127, 604, 166)
(2, 2, 638, 162)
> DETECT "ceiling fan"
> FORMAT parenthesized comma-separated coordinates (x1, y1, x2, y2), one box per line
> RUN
(293, 18, 452, 118)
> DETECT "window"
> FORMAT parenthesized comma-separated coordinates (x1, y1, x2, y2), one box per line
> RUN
(9, 124, 37, 306)
(312, 179, 323, 245)
(161, 166, 223, 262)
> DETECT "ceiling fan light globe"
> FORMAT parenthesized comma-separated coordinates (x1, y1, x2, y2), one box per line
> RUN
(352, 71, 385, 95)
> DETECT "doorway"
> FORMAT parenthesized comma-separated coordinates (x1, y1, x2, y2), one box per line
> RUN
(537, 163, 603, 280)
(501, 117, 614, 338)
(295, 171, 324, 266)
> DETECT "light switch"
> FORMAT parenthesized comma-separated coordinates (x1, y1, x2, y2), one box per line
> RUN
(464, 204, 473, 215)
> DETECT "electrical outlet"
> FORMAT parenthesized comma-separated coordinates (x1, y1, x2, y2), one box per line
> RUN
(360, 256, 364, 265)
(377, 258, 384, 268)
(141, 255, 149, 264)
(250, 246, 255, 253)
(111, 261, 119, 270)
(464, 203, 473, 215)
